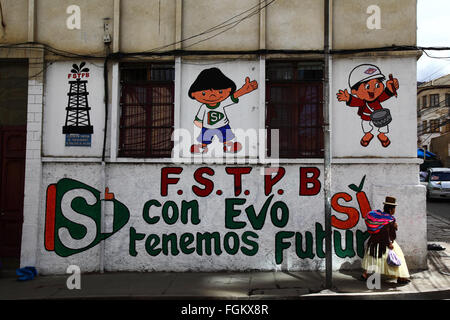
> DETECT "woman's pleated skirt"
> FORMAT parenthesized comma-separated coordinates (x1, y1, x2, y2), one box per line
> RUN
(362, 241, 410, 278)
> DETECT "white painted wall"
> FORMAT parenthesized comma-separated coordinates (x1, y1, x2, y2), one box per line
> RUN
(32, 56, 426, 274)
(42, 61, 105, 157)
(332, 56, 418, 158)
(178, 60, 260, 159)
(36, 162, 426, 274)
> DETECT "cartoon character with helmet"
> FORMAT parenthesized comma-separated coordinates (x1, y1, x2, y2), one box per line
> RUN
(336, 64, 399, 148)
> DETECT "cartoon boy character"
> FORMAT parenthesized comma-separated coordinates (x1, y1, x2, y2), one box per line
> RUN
(336, 64, 399, 148)
(188, 67, 258, 153)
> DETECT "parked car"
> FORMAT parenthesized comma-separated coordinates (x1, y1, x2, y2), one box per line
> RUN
(423, 168, 450, 200)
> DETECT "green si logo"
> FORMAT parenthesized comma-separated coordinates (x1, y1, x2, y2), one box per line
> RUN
(45, 178, 130, 257)
(207, 111, 224, 125)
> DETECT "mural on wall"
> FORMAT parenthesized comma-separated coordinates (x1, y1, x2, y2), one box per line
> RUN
(63, 62, 93, 146)
(188, 68, 258, 154)
(336, 64, 399, 148)
(44, 169, 372, 264)
(45, 178, 130, 257)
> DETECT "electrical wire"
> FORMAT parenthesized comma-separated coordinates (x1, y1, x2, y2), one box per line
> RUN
(418, 95, 450, 118)
(422, 49, 450, 60)
(2, 2, 450, 161)
(3, 41, 450, 62)
(418, 115, 449, 136)
(182, 0, 276, 50)
(141, 0, 275, 54)
(420, 63, 450, 82)
(419, 120, 449, 145)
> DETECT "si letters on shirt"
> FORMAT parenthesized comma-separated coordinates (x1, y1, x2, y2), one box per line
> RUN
(195, 97, 237, 129)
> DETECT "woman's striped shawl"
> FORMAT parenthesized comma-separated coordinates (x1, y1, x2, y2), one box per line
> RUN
(365, 210, 395, 234)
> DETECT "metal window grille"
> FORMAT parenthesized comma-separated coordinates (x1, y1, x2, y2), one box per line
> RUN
(422, 120, 428, 133)
(430, 119, 440, 133)
(119, 63, 174, 158)
(266, 61, 324, 158)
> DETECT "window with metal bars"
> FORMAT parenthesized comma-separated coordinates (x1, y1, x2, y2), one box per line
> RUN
(119, 63, 174, 158)
(422, 120, 428, 134)
(430, 119, 440, 133)
(266, 61, 324, 158)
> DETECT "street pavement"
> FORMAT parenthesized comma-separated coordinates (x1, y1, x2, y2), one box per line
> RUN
(426, 198, 450, 224)
(0, 203, 449, 301)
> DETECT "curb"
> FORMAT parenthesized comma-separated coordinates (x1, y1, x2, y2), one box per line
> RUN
(8, 286, 450, 300)
(299, 288, 450, 300)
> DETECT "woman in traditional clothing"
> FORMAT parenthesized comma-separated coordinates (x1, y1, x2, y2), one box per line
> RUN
(361, 196, 410, 284)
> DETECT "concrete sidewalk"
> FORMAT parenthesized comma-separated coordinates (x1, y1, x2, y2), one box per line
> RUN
(0, 259, 449, 300)
(1, 214, 449, 300)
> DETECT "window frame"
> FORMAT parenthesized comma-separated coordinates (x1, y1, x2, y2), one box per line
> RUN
(430, 119, 440, 133)
(422, 120, 428, 134)
(430, 94, 440, 107)
(265, 61, 324, 159)
(118, 62, 175, 159)
(422, 95, 427, 108)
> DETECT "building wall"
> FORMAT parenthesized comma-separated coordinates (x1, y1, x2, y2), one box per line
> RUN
(31, 55, 426, 274)
(332, 0, 416, 50)
(332, 55, 418, 158)
(430, 133, 450, 167)
(266, 0, 324, 50)
(417, 86, 450, 150)
(0, 0, 29, 43)
(37, 162, 425, 274)
(120, 0, 177, 53)
(1, 0, 416, 53)
(0, 0, 426, 273)
(0, 45, 45, 267)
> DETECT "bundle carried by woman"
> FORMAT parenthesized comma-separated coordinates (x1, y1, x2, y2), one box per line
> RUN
(365, 209, 395, 234)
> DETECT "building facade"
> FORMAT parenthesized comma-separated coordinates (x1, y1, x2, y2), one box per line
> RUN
(417, 74, 450, 157)
(430, 133, 450, 167)
(0, 0, 426, 275)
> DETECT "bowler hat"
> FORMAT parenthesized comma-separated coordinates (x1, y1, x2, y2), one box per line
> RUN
(383, 196, 398, 206)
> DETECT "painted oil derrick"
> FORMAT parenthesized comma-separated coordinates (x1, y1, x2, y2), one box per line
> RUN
(62, 63, 93, 134)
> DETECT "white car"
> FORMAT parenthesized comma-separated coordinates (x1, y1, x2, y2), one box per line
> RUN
(423, 168, 450, 200)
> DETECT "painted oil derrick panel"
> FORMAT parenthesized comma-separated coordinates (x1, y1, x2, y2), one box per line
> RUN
(63, 63, 93, 134)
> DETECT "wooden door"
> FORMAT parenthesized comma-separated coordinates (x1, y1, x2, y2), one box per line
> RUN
(0, 125, 26, 258)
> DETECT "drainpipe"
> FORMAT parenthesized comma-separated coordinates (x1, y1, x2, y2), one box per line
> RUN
(99, 0, 120, 275)
(28, 0, 35, 42)
(323, 0, 333, 289)
(99, 55, 109, 274)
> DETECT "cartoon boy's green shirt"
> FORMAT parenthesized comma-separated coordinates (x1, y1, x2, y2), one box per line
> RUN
(195, 96, 239, 129)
